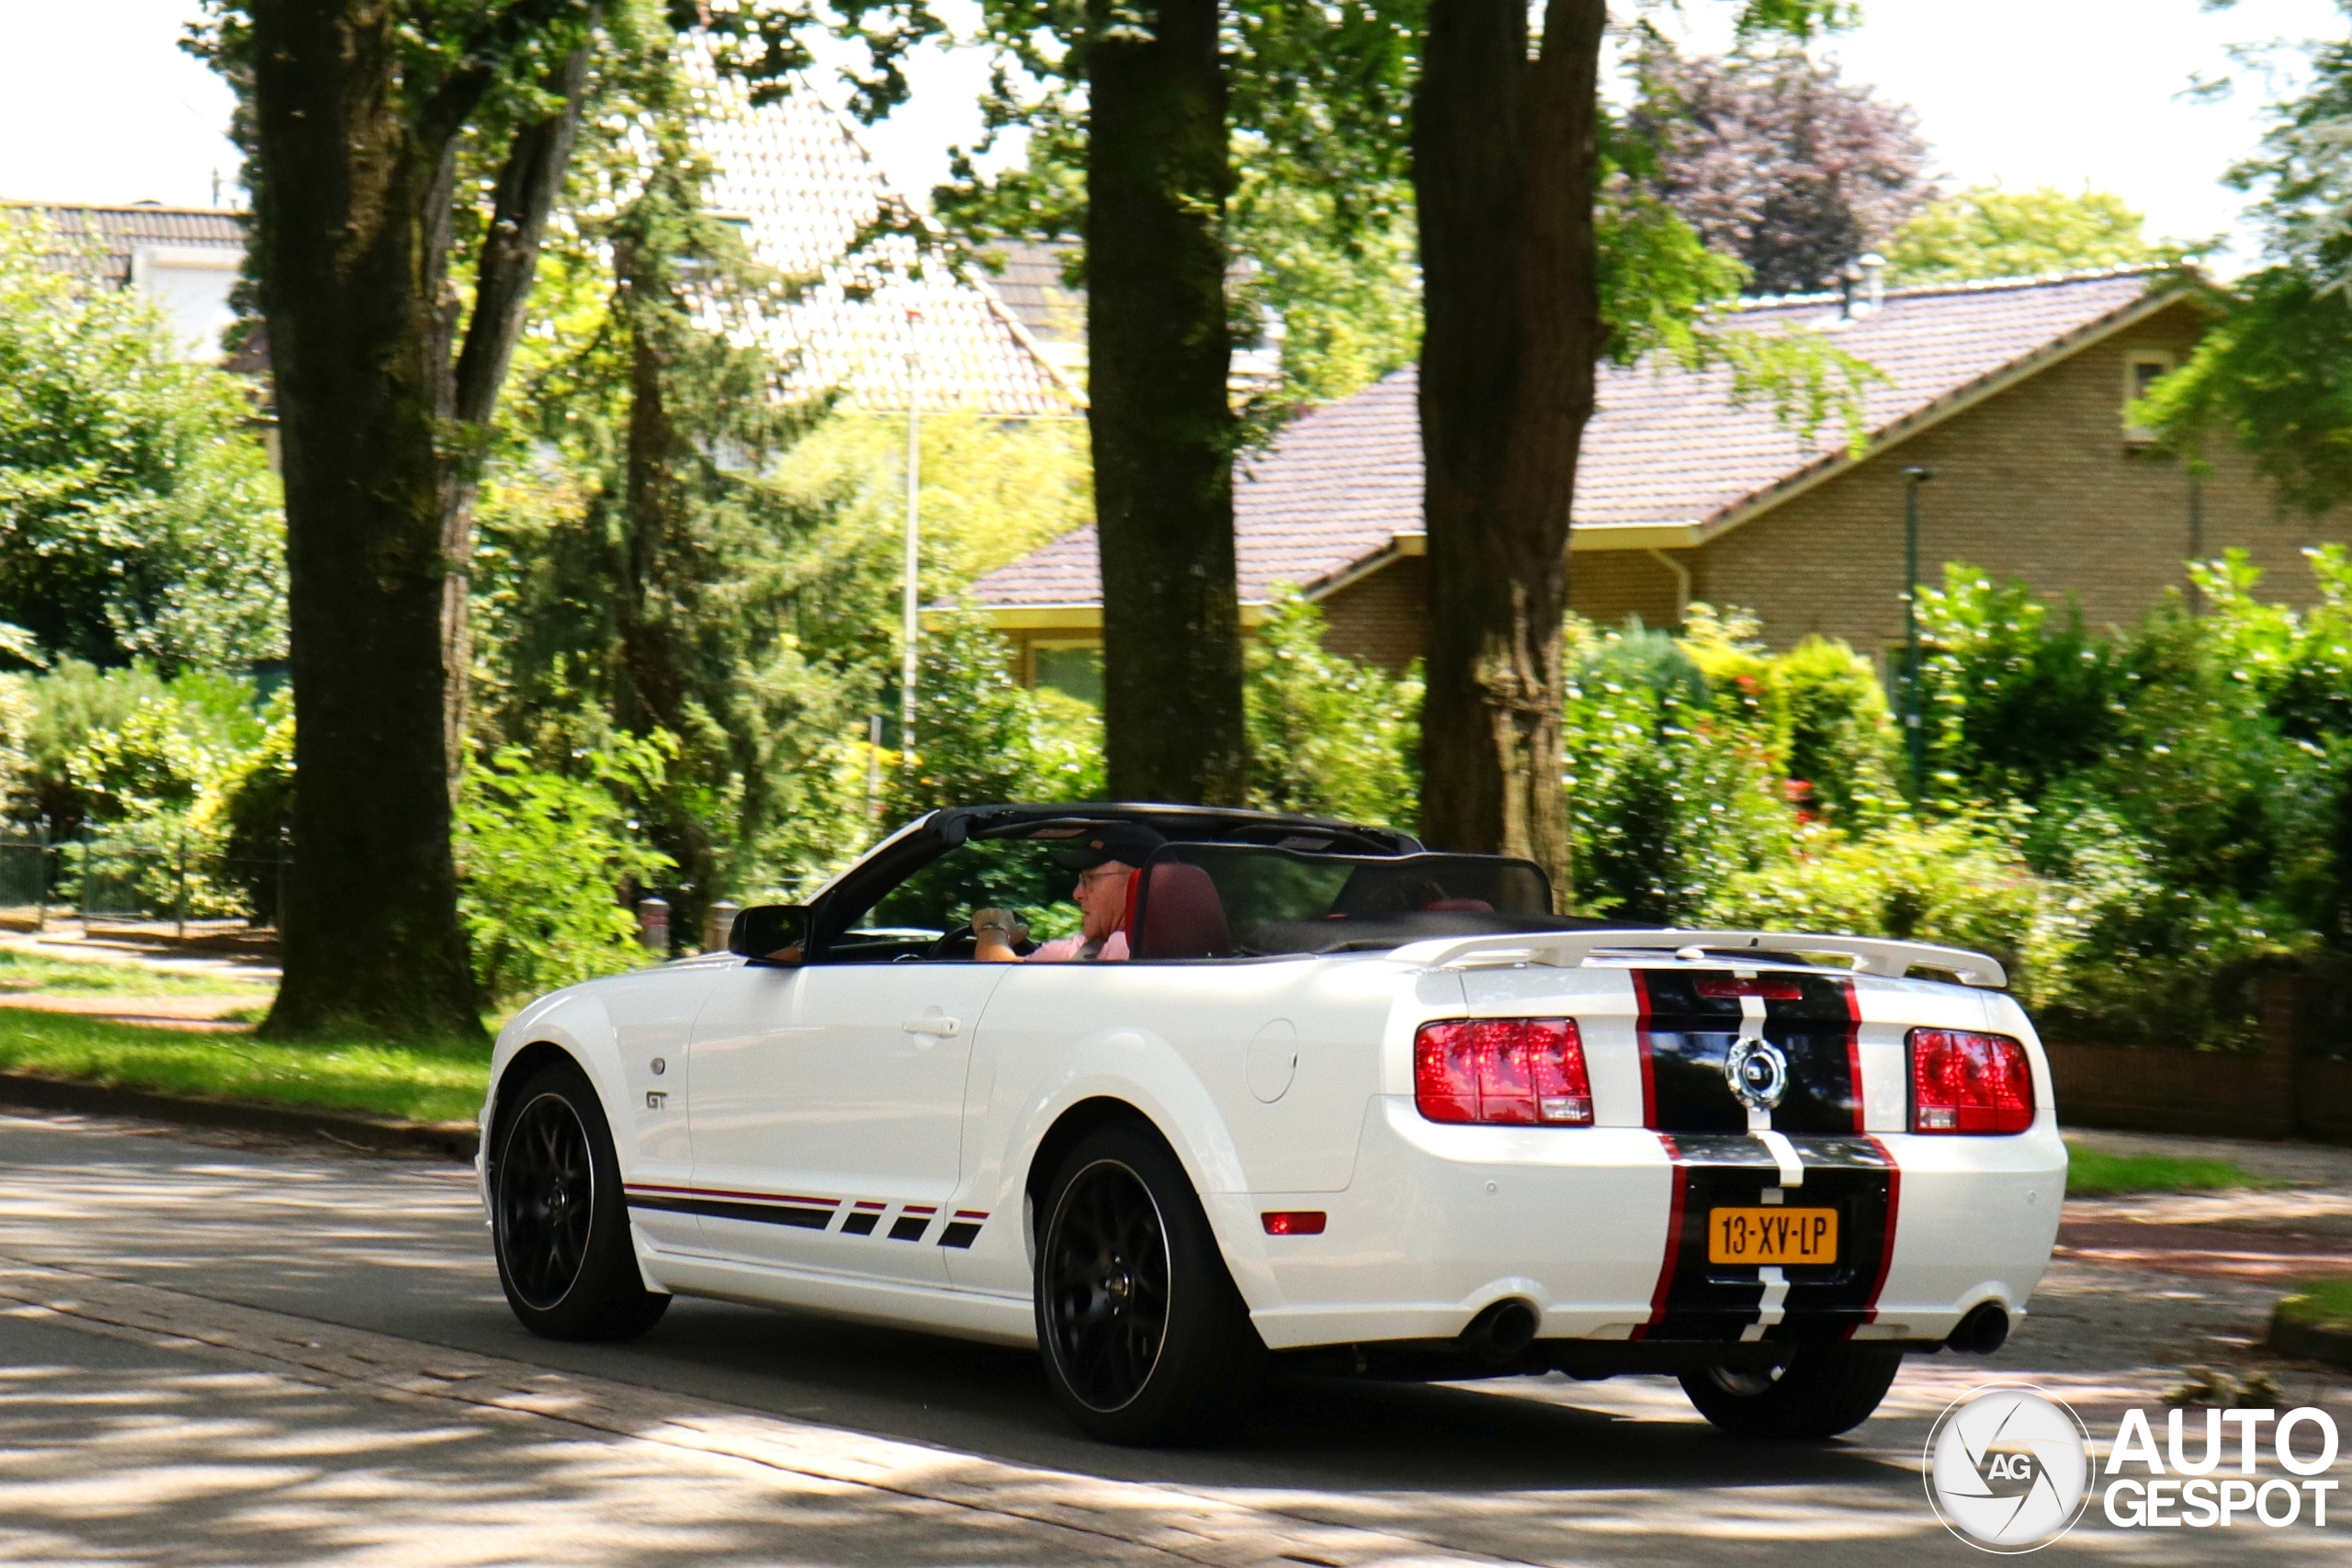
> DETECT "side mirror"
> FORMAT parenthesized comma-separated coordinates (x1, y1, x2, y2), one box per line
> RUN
(728, 904, 809, 964)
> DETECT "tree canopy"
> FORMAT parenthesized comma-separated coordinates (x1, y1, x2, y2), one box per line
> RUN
(0, 213, 284, 674)
(1884, 185, 2178, 284)
(2142, 11, 2352, 512)
(1626, 39, 1930, 297)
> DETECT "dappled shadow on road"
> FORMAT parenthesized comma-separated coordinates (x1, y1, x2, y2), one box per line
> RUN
(0, 1313, 1159, 1568)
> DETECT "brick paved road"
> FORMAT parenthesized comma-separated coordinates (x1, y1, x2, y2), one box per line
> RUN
(2, 1110, 2346, 1566)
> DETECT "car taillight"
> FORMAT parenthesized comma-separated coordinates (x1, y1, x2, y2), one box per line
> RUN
(1415, 1018, 1592, 1125)
(1908, 1028, 2035, 1134)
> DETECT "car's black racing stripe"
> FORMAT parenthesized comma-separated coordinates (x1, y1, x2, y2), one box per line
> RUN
(1634, 1134, 1900, 1343)
(1631, 968, 1864, 1134)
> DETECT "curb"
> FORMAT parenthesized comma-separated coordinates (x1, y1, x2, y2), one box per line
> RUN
(0, 1071, 477, 1162)
(2268, 1306, 2352, 1371)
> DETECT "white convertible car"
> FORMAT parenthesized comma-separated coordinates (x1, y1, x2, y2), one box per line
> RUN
(479, 804, 2065, 1444)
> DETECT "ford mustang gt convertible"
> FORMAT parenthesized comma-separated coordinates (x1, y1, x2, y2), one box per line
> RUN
(478, 803, 2064, 1444)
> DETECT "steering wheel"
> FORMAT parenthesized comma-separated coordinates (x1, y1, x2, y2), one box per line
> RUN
(924, 928, 980, 960)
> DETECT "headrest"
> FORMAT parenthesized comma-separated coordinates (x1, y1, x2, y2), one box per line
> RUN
(1135, 861, 1233, 959)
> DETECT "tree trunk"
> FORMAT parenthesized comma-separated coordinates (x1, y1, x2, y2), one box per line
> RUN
(1086, 0, 1248, 806)
(247, 5, 585, 1038)
(1413, 0, 1604, 889)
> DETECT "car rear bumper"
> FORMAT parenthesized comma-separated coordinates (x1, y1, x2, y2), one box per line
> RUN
(1216, 1096, 2066, 1353)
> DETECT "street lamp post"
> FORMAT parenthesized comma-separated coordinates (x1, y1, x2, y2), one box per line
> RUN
(1901, 465, 1936, 796)
(900, 309, 922, 764)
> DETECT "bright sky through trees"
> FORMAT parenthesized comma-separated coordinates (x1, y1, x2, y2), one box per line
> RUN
(0, 0, 2341, 263)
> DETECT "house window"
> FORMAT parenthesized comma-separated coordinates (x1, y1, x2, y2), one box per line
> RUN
(2122, 350, 2176, 445)
(1031, 643, 1103, 706)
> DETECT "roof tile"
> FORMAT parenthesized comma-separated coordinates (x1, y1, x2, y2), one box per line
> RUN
(968, 271, 2165, 608)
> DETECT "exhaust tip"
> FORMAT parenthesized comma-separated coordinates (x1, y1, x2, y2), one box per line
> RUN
(1947, 1302, 2010, 1355)
(1462, 1298, 1540, 1359)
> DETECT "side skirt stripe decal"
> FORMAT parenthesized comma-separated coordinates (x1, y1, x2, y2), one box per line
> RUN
(628, 1192, 831, 1230)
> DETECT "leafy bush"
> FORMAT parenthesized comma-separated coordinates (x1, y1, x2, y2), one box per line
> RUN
(1245, 591, 1421, 828)
(1564, 616, 1795, 922)
(1704, 816, 2042, 974)
(456, 737, 676, 1001)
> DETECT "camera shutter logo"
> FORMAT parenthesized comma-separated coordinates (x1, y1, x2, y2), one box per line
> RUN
(1924, 1384, 2094, 1552)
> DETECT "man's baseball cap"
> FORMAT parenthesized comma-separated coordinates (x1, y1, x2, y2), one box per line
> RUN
(1053, 823, 1166, 871)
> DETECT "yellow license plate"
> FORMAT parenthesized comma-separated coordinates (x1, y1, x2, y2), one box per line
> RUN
(1707, 1206, 1838, 1266)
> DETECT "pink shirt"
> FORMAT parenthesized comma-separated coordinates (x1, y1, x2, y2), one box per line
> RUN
(1029, 930, 1130, 963)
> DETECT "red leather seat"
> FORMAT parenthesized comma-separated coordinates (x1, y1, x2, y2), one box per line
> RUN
(1134, 863, 1233, 959)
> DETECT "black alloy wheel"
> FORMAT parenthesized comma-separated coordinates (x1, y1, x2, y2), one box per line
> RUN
(1034, 1122, 1263, 1445)
(1041, 1159, 1172, 1411)
(498, 1092, 596, 1311)
(491, 1058, 670, 1342)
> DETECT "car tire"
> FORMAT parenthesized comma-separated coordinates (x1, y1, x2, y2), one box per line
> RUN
(1035, 1122, 1265, 1445)
(1678, 1346, 1903, 1439)
(491, 1058, 670, 1342)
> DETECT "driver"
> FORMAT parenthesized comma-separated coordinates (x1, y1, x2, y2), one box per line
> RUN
(974, 824, 1164, 963)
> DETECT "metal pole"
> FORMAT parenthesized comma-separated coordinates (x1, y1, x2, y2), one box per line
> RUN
(2187, 468, 2206, 616)
(1902, 466, 1936, 798)
(900, 308, 922, 765)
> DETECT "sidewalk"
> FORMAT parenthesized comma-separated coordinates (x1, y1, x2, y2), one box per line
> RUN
(0, 919, 279, 984)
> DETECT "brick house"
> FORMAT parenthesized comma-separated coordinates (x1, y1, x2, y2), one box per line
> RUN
(967, 269, 2335, 691)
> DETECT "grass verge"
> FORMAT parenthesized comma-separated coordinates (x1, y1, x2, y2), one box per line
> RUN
(0, 948, 276, 998)
(2065, 1141, 2287, 1198)
(0, 1010, 487, 1123)
(2276, 1279, 2352, 1333)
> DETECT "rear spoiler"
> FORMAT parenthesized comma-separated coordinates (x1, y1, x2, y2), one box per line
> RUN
(1390, 929, 2009, 989)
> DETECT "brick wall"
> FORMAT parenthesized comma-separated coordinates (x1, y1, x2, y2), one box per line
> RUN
(1690, 299, 2338, 654)
(1568, 550, 1684, 632)
(1318, 556, 1427, 672)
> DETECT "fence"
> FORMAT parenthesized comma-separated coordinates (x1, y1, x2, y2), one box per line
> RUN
(0, 829, 288, 941)
(2049, 976, 2352, 1144)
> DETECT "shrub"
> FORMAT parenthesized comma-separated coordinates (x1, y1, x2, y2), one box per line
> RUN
(1703, 816, 2043, 976)
(1564, 616, 1796, 921)
(1245, 590, 1420, 828)
(456, 737, 676, 1002)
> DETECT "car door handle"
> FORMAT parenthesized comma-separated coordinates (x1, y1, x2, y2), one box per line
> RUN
(901, 1015, 961, 1038)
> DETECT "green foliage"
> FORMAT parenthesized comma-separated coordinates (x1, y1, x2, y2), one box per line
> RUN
(1770, 634, 1903, 824)
(456, 737, 677, 1002)
(888, 612, 1104, 820)
(1885, 185, 2180, 285)
(0, 211, 285, 671)
(1704, 815, 2042, 968)
(1243, 590, 1420, 827)
(1230, 181, 1422, 405)
(1914, 566, 2120, 806)
(1563, 616, 1797, 922)
(2136, 25, 2352, 512)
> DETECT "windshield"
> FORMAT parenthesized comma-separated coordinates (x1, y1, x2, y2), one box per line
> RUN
(1135, 843, 1583, 958)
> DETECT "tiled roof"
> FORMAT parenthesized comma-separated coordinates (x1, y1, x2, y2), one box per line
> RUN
(967, 270, 2171, 609)
(5, 201, 246, 288)
(983, 240, 1084, 345)
(688, 57, 1080, 417)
